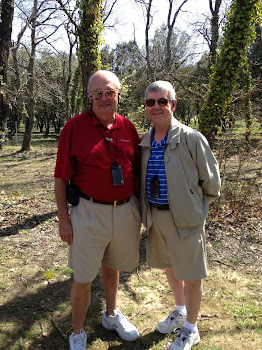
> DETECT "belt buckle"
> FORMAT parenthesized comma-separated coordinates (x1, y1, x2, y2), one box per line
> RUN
(114, 200, 117, 207)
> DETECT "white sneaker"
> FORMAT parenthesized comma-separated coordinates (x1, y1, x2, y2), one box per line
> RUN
(156, 310, 186, 333)
(102, 308, 139, 341)
(69, 329, 87, 350)
(169, 327, 200, 350)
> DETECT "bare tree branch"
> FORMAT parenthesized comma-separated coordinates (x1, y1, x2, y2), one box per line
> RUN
(103, 0, 118, 24)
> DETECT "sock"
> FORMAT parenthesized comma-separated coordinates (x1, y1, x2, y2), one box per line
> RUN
(175, 305, 187, 317)
(184, 320, 198, 333)
(107, 309, 116, 317)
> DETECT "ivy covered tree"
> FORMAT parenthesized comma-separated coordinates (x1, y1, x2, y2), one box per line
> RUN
(198, 0, 262, 142)
(57, 0, 105, 107)
(199, 0, 261, 142)
(77, 0, 103, 107)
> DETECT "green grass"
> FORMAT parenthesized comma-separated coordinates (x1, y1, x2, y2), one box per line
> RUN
(53, 266, 74, 277)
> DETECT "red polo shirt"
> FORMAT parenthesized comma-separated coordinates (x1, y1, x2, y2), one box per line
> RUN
(54, 110, 140, 202)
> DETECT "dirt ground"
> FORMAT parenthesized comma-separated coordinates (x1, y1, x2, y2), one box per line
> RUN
(0, 138, 261, 350)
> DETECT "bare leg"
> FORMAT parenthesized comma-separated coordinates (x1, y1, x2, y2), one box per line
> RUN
(102, 263, 119, 315)
(71, 280, 92, 333)
(165, 268, 185, 306)
(184, 280, 203, 324)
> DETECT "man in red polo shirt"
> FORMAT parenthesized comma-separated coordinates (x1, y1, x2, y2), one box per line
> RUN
(54, 70, 141, 350)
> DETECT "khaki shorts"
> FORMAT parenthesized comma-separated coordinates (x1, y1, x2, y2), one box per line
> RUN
(147, 207, 207, 281)
(69, 195, 141, 283)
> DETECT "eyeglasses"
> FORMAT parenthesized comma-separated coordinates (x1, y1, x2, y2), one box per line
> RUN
(90, 90, 117, 100)
(145, 98, 169, 107)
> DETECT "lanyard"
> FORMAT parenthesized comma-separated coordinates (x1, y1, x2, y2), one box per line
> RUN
(97, 125, 118, 163)
(150, 132, 167, 177)
(97, 124, 124, 186)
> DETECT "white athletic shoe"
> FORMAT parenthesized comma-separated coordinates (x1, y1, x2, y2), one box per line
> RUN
(102, 308, 139, 341)
(156, 310, 186, 333)
(169, 327, 200, 350)
(69, 328, 87, 350)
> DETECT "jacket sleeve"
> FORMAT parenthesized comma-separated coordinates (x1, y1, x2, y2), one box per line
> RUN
(194, 133, 221, 201)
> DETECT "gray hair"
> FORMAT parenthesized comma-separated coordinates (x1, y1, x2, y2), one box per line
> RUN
(145, 81, 176, 101)
(88, 70, 121, 91)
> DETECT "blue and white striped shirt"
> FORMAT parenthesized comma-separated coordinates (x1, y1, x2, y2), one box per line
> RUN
(146, 130, 169, 204)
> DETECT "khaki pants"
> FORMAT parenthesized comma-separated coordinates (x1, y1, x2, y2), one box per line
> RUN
(147, 207, 207, 281)
(69, 195, 141, 283)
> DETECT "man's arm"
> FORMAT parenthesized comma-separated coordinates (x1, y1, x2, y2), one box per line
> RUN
(196, 135, 221, 201)
(54, 177, 73, 245)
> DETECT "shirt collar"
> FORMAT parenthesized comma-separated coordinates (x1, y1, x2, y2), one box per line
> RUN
(90, 109, 120, 130)
(151, 128, 168, 147)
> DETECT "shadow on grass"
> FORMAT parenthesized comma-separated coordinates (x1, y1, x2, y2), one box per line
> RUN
(0, 211, 57, 237)
(0, 267, 168, 350)
(86, 325, 166, 350)
(0, 150, 57, 163)
(0, 278, 73, 349)
(0, 273, 107, 350)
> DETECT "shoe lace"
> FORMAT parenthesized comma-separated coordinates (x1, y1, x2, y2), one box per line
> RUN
(177, 327, 191, 344)
(116, 311, 127, 326)
(167, 310, 180, 322)
(72, 333, 85, 350)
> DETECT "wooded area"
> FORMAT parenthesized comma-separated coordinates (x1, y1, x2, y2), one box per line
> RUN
(0, 0, 261, 150)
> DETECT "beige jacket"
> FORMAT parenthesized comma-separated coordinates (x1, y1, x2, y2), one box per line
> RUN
(140, 117, 221, 238)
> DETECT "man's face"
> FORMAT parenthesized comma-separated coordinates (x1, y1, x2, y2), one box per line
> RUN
(89, 73, 119, 120)
(145, 90, 176, 128)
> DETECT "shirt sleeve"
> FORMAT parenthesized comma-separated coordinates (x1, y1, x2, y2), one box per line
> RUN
(54, 121, 76, 181)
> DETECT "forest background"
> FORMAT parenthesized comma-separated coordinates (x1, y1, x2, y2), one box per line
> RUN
(0, 0, 261, 349)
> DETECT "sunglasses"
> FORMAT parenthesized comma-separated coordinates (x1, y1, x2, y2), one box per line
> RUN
(90, 89, 117, 100)
(145, 98, 169, 107)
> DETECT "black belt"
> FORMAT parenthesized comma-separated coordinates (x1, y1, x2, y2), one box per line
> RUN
(149, 202, 170, 210)
(80, 192, 130, 206)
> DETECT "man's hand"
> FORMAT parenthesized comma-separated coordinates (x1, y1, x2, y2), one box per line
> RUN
(55, 177, 73, 245)
(59, 215, 73, 245)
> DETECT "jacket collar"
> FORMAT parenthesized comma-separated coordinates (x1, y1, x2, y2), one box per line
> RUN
(168, 117, 180, 148)
(139, 117, 181, 148)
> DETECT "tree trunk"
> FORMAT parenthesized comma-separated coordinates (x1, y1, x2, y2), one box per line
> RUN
(0, 0, 15, 150)
(243, 68, 252, 143)
(165, 0, 189, 69)
(12, 47, 27, 122)
(63, 33, 76, 120)
(21, 0, 37, 152)
(209, 0, 222, 68)
(145, 0, 154, 80)
(77, 0, 103, 107)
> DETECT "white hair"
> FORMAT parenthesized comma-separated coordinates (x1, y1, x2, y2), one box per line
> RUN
(145, 81, 176, 101)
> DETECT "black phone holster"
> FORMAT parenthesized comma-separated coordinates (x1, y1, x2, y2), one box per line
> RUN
(66, 184, 80, 206)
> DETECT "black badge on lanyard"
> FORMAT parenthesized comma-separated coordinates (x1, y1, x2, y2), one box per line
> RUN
(111, 161, 124, 186)
(150, 175, 160, 198)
